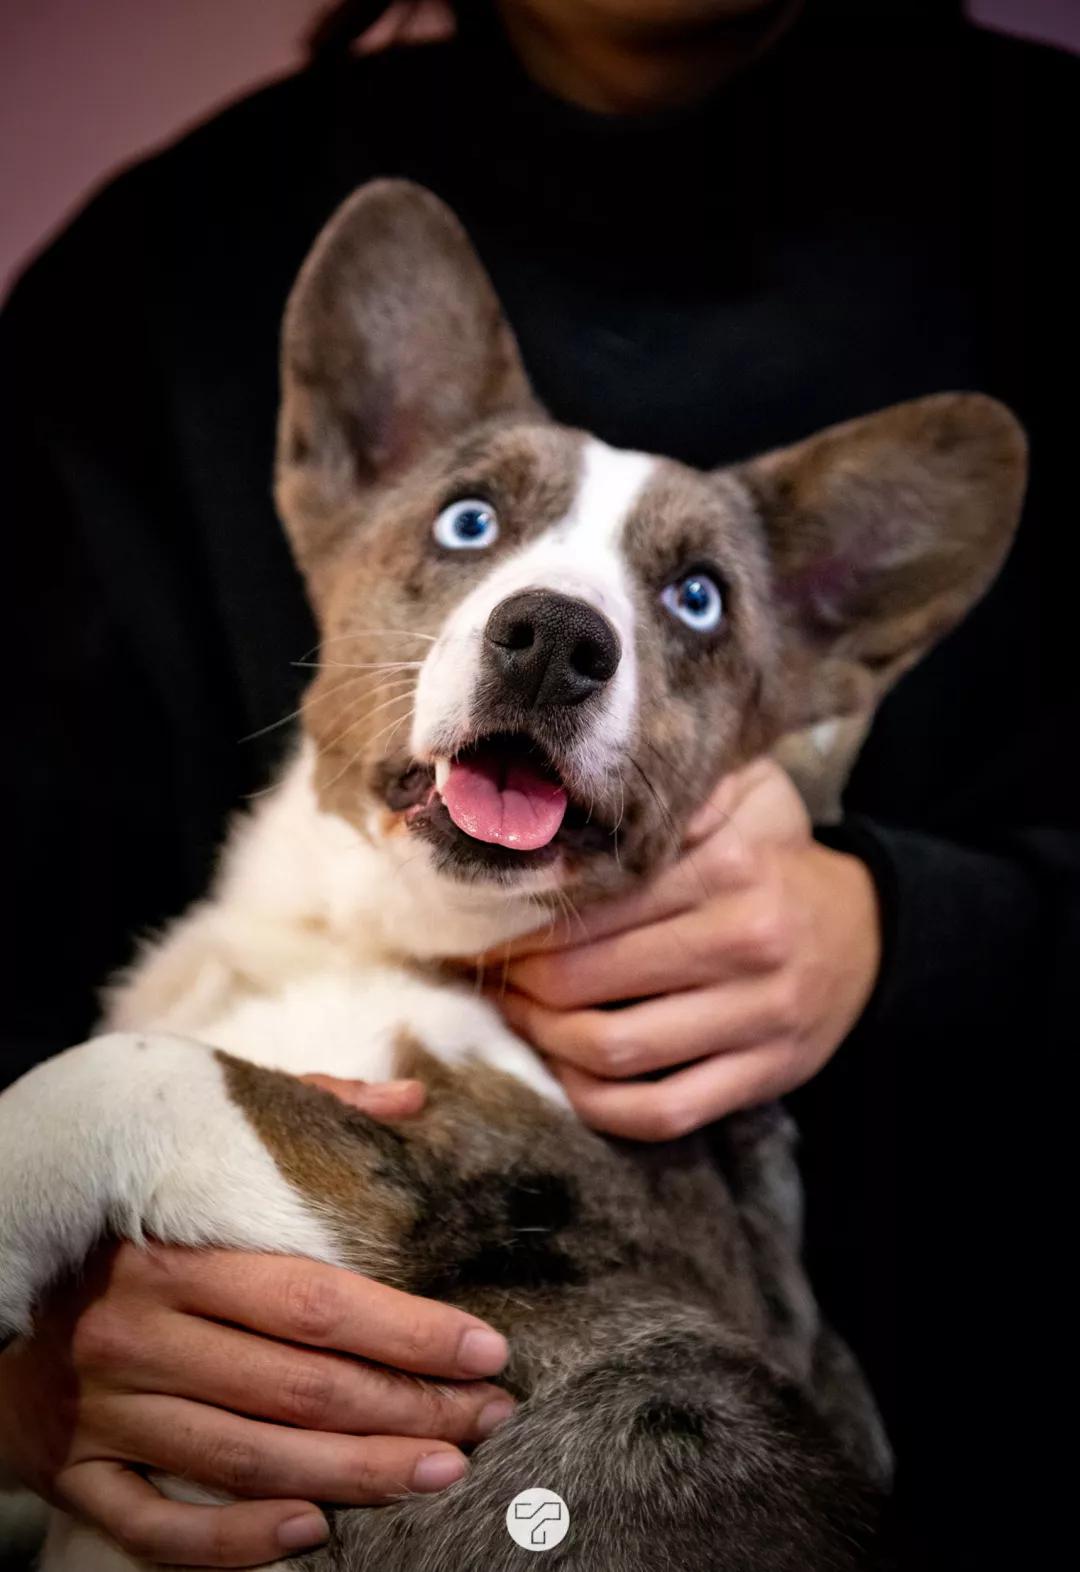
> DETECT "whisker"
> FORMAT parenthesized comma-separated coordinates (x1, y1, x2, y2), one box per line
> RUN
(314, 685, 415, 760)
(242, 679, 417, 800)
(640, 738, 739, 877)
(560, 886, 588, 942)
(641, 738, 731, 834)
(253, 672, 411, 748)
(550, 887, 576, 942)
(612, 771, 627, 829)
(316, 703, 415, 795)
(320, 629, 437, 645)
(243, 776, 286, 802)
(631, 754, 716, 900)
(292, 659, 423, 673)
(240, 700, 314, 746)
(294, 629, 437, 663)
(239, 672, 395, 745)
(365, 707, 414, 753)
(496, 939, 514, 1001)
(239, 671, 383, 744)
(612, 773, 626, 871)
(628, 755, 685, 856)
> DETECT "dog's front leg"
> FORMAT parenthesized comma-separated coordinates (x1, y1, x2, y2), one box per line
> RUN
(0, 1033, 342, 1341)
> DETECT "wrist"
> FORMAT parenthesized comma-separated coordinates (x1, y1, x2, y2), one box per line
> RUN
(814, 843, 882, 1046)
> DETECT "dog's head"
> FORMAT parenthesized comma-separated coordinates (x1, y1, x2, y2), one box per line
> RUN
(276, 181, 1025, 919)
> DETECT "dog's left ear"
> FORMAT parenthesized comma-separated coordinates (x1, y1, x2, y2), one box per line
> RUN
(740, 392, 1028, 731)
(276, 180, 537, 589)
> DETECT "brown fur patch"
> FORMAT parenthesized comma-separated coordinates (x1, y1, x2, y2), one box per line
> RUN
(218, 1051, 418, 1281)
(222, 1037, 769, 1356)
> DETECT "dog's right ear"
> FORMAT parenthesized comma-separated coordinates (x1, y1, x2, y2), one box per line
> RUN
(276, 180, 537, 589)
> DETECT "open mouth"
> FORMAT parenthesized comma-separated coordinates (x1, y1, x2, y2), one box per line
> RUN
(386, 733, 614, 876)
(437, 736, 568, 851)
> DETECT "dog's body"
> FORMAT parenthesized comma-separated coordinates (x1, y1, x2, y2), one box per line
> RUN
(0, 183, 1026, 1570)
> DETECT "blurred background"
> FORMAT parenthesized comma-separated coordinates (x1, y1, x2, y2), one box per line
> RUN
(2, 0, 1077, 293)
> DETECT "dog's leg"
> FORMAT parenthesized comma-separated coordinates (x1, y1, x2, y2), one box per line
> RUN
(0, 1032, 342, 1340)
(319, 1304, 886, 1572)
(712, 1103, 820, 1377)
(0, 1037, 354, 1572)
(715, 1104, 893, 1485)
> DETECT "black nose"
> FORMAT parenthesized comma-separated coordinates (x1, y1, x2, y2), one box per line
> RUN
(484, 590, 621, 709)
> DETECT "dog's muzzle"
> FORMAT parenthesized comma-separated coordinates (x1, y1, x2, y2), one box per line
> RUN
(483, 590, 621, 710)
(393, 590, 625, 875)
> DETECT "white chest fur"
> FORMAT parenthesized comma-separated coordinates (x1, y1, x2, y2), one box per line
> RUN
(104, 743, 563, 1104)
(191, 964, 558, 1103)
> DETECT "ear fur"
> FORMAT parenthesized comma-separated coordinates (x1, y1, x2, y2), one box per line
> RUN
(740, 392, 1028, 739)
(275, 180, 537, 589)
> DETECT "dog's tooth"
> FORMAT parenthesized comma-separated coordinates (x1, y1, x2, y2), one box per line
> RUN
(434, 758, 451, 794)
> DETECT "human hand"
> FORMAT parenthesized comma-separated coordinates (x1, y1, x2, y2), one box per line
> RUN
(0, 1078, 513, 1568)
(488, 758, 881, 1141)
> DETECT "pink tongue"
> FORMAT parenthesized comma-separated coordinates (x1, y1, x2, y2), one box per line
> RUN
(441, 753, 568, 851)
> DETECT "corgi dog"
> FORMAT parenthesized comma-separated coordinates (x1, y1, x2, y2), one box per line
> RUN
(0, 182, 1025, 1571)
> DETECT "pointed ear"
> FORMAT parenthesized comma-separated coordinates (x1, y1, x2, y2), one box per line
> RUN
(740, 393, 1028, 732)
(275, 180, 537, 585)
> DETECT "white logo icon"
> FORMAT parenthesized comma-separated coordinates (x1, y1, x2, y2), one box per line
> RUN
(505, 1487, 571, 1552)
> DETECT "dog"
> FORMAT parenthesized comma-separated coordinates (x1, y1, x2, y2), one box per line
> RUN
(0, 181, 1026, 1571)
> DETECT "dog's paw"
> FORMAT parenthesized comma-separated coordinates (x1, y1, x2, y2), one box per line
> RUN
(0, 1033, 340, 1337)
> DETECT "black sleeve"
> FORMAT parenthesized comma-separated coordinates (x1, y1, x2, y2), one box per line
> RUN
(790, 49, 1078, 1546)
(823, 817, 1076, 1061)
(813, 23, 1078, 1078)
(798, 813, 1076, 1562)
(2, 181, 208, 1089)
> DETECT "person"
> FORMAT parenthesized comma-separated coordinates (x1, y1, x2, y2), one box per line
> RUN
(0, 1, 1073, 1566)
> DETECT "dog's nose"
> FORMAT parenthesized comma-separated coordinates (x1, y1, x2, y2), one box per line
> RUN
(484, 590, 621, 709)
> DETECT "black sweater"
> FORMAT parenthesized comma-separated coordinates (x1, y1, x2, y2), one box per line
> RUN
(3, 6, 1074, 1565)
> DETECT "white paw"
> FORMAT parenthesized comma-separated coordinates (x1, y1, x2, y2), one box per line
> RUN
(0, 1033, 339, 1338)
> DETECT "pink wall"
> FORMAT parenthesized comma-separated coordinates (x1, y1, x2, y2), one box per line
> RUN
(2, 0, 1077, 294)
(973, 0, 1080, 49)
(1, 0, 315, 292)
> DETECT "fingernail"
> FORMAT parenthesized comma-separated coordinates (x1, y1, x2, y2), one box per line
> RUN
(277, 1512, 330, 1551)
(412, 1451, 468, 1492)
(457, 1326, 509, 1375)
(476, 1398, 516, 1437)
(364, 1079, 421, 1101)
(356, 1080, 426, 1117)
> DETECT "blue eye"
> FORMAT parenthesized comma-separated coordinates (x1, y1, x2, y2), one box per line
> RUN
(433, 499, 499, 551)
(661, 571, 724, 633)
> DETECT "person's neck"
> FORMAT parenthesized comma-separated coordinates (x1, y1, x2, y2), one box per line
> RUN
(493, 0, 803, 116)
